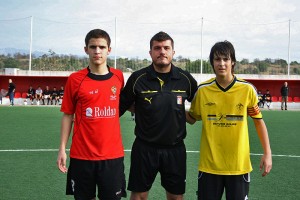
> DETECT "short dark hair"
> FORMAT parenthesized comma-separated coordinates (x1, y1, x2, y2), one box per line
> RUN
(150, 31, 174, 49)
(209, 40, 236, 72)
(85, 29, 111, 47)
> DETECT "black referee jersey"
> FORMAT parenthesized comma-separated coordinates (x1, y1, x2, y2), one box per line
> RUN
(120, 64, 198, 146)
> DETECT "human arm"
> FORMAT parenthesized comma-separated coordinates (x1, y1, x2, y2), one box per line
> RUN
(185, 72, 198, 125)
(186, 111, 196, 124)
(253, 118, 272, 177)
(119, 74, 135, 116)
(127, 103, 135, 113)
(56, 113, 73, 173)
(12, 83, 16, 93)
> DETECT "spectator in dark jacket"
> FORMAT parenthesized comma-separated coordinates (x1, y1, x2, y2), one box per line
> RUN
(8, 79, 16, 106)
(280, 82, 289, 110)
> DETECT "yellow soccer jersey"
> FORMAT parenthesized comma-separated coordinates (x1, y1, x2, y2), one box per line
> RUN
(189, 76, 262, 175)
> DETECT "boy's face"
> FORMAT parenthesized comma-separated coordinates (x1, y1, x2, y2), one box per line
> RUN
(84, 38, 111, 67)
(213, 53, 234, 78)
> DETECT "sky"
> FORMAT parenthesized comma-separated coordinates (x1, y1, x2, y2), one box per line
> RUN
(1, 0, 300, 62)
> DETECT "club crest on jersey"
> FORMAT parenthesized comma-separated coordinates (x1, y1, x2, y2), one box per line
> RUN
(236, 103, 244, 111)
(111, 86, 117, 95)
(110, 86, 117, 100)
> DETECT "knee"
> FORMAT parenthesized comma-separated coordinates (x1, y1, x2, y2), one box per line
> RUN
(130, 192, 149, 200)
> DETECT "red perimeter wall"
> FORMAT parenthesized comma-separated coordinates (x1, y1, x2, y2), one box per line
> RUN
(0, 75, 68, 94)
(0, 75, 299, 101)
(245, 79, 300, 100)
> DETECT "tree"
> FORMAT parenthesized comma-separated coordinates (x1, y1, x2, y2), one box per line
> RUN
(3, 57, 19, 68)
(293, 67, 300, 74)
(0, 60, 4, 69)
(290, 61, 299, 65)
(252, 58, 260, 65)
(263, 58, 273, 64)
(274, 59, 287, 67)
(202, 60, 213, 74)
(240, 58, 249, 65)
(257, 62, 268, 72)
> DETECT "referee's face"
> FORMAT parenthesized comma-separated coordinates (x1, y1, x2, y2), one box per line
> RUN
(150, 40, 175, 71)
(85, 38, 111, 68)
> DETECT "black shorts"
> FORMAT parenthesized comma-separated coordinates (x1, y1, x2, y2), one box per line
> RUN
(197, 171, 250, 200)
(127, 138, 186, 195)
(66, 157, 127, 200)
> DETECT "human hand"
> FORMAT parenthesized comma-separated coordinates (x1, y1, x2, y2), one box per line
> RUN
(57, 150, 68, 173)
(260, 153, 272, 177)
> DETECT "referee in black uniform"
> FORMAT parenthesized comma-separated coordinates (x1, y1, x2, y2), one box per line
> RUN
(120, 31, 198, 200)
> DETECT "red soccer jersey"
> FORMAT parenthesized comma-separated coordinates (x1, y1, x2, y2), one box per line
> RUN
(61, 67, 124, 160)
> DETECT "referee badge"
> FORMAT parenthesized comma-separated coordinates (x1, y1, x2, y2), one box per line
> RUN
(177, 96, 182, 105)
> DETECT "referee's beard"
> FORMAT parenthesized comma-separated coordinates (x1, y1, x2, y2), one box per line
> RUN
(153, 62, 172, 72)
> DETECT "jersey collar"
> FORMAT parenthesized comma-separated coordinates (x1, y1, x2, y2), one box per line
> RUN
(87, 65, 113, 80)
(215, 76, 237, 92)
(147, 63, 181, 80)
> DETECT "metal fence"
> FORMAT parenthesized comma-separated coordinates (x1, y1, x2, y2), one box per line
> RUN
(1, 16, 300, 75)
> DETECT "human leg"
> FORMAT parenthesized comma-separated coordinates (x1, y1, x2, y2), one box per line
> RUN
(96, 157, 126, 200)
(166, 191, 183, 200)
(266, 101, 271, 109)
(9, 92, 14, 105)
(284, 96, 288, 110)
(128, 139, 159, 199)
(66, 159, 97, 200)
(197, 172, 224, 200)
(160, 145, 186, 200)
(130, 191, 149, 200)
(224, 173, 250, 200)
(30, 95, 34, 104)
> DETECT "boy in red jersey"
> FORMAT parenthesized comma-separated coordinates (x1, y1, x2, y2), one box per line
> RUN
(57, 29, 126, 200)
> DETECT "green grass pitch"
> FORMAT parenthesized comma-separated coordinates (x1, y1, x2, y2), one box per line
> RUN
(0, 106, 299, 199)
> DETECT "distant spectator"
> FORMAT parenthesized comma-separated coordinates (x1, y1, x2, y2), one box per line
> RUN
(50, 86, 59, 105)
(263, 89, 272, 109)
(8, 79, 16, 106)
(58, 85, 64, 105)
(26, 85, 35, 105)
(0, 89, 8, 104)
(257, 90, 264, 108)
(35, 86, 43, 105)
(42, 86, 51, 105)
(280, 82, 289, 110)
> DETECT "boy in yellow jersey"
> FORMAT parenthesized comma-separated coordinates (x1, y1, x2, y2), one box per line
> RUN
(187, 41, 272, 200)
